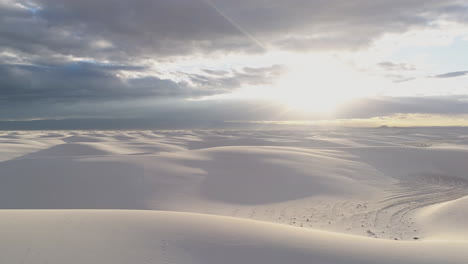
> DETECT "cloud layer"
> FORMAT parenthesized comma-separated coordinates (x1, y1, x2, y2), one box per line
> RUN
(2, 0, 467, 60)
(0, 62, 285, 103)
(1, 0, 468, 124)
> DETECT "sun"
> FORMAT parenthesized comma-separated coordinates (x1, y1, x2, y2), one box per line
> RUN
(267, 60, 366, 113)
(272, 72, 348, 113)
(204, 53, 380, 113)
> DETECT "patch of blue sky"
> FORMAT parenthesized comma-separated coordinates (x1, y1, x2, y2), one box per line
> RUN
(390, 36, 468, 74)
(27, 6, 40, 14)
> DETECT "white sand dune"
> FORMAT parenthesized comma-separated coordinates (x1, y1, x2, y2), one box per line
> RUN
(1, 128, 468, 263)
(21, 143, 114, 158)
(417, 195, 468, 240)
(0, 146, 386, 209)
(1, 210, 467, 264)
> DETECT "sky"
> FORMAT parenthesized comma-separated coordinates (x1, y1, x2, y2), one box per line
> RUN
(1, 0, 468, 128)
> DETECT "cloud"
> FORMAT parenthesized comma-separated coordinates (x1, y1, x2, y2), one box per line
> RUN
(1, 0, 467, 62)
(0, 63, 187, 103)
(335, 96, 468, 119)
(373, 61, 418, 83)
(432, 71, 468, 78)
(186, 65, 286, 91)
(0, 61, 285, 104)
(378, 61, 416, 71)
(1, 0, 468, 125)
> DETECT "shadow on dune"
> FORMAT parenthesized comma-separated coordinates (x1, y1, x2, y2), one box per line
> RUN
(196, 148, 381, 205)
(0, 157, 145, 209)
(0, 143, 383, 209)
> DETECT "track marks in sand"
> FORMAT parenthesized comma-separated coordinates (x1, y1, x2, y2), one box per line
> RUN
(372, 173, 468, 240)
(208, 173, 468, 241)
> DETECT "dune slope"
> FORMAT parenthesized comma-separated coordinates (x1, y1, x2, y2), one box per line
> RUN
(1, 210, 467, 264)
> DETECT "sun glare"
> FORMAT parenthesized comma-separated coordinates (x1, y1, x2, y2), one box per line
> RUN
(204, 53, 382, 113)
(272, 70, 348, 113)
(267, 57, 376, 113)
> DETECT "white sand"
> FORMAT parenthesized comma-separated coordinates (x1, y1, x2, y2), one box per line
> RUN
(1, 128, 468, 263)
(1, 210, 467, 264)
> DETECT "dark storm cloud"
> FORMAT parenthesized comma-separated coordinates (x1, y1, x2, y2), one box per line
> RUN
(432, 71, 468, 78)
(0, 63, 189, 102)
(1, 0, 467, 61)
(0, 62, 285, 104)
